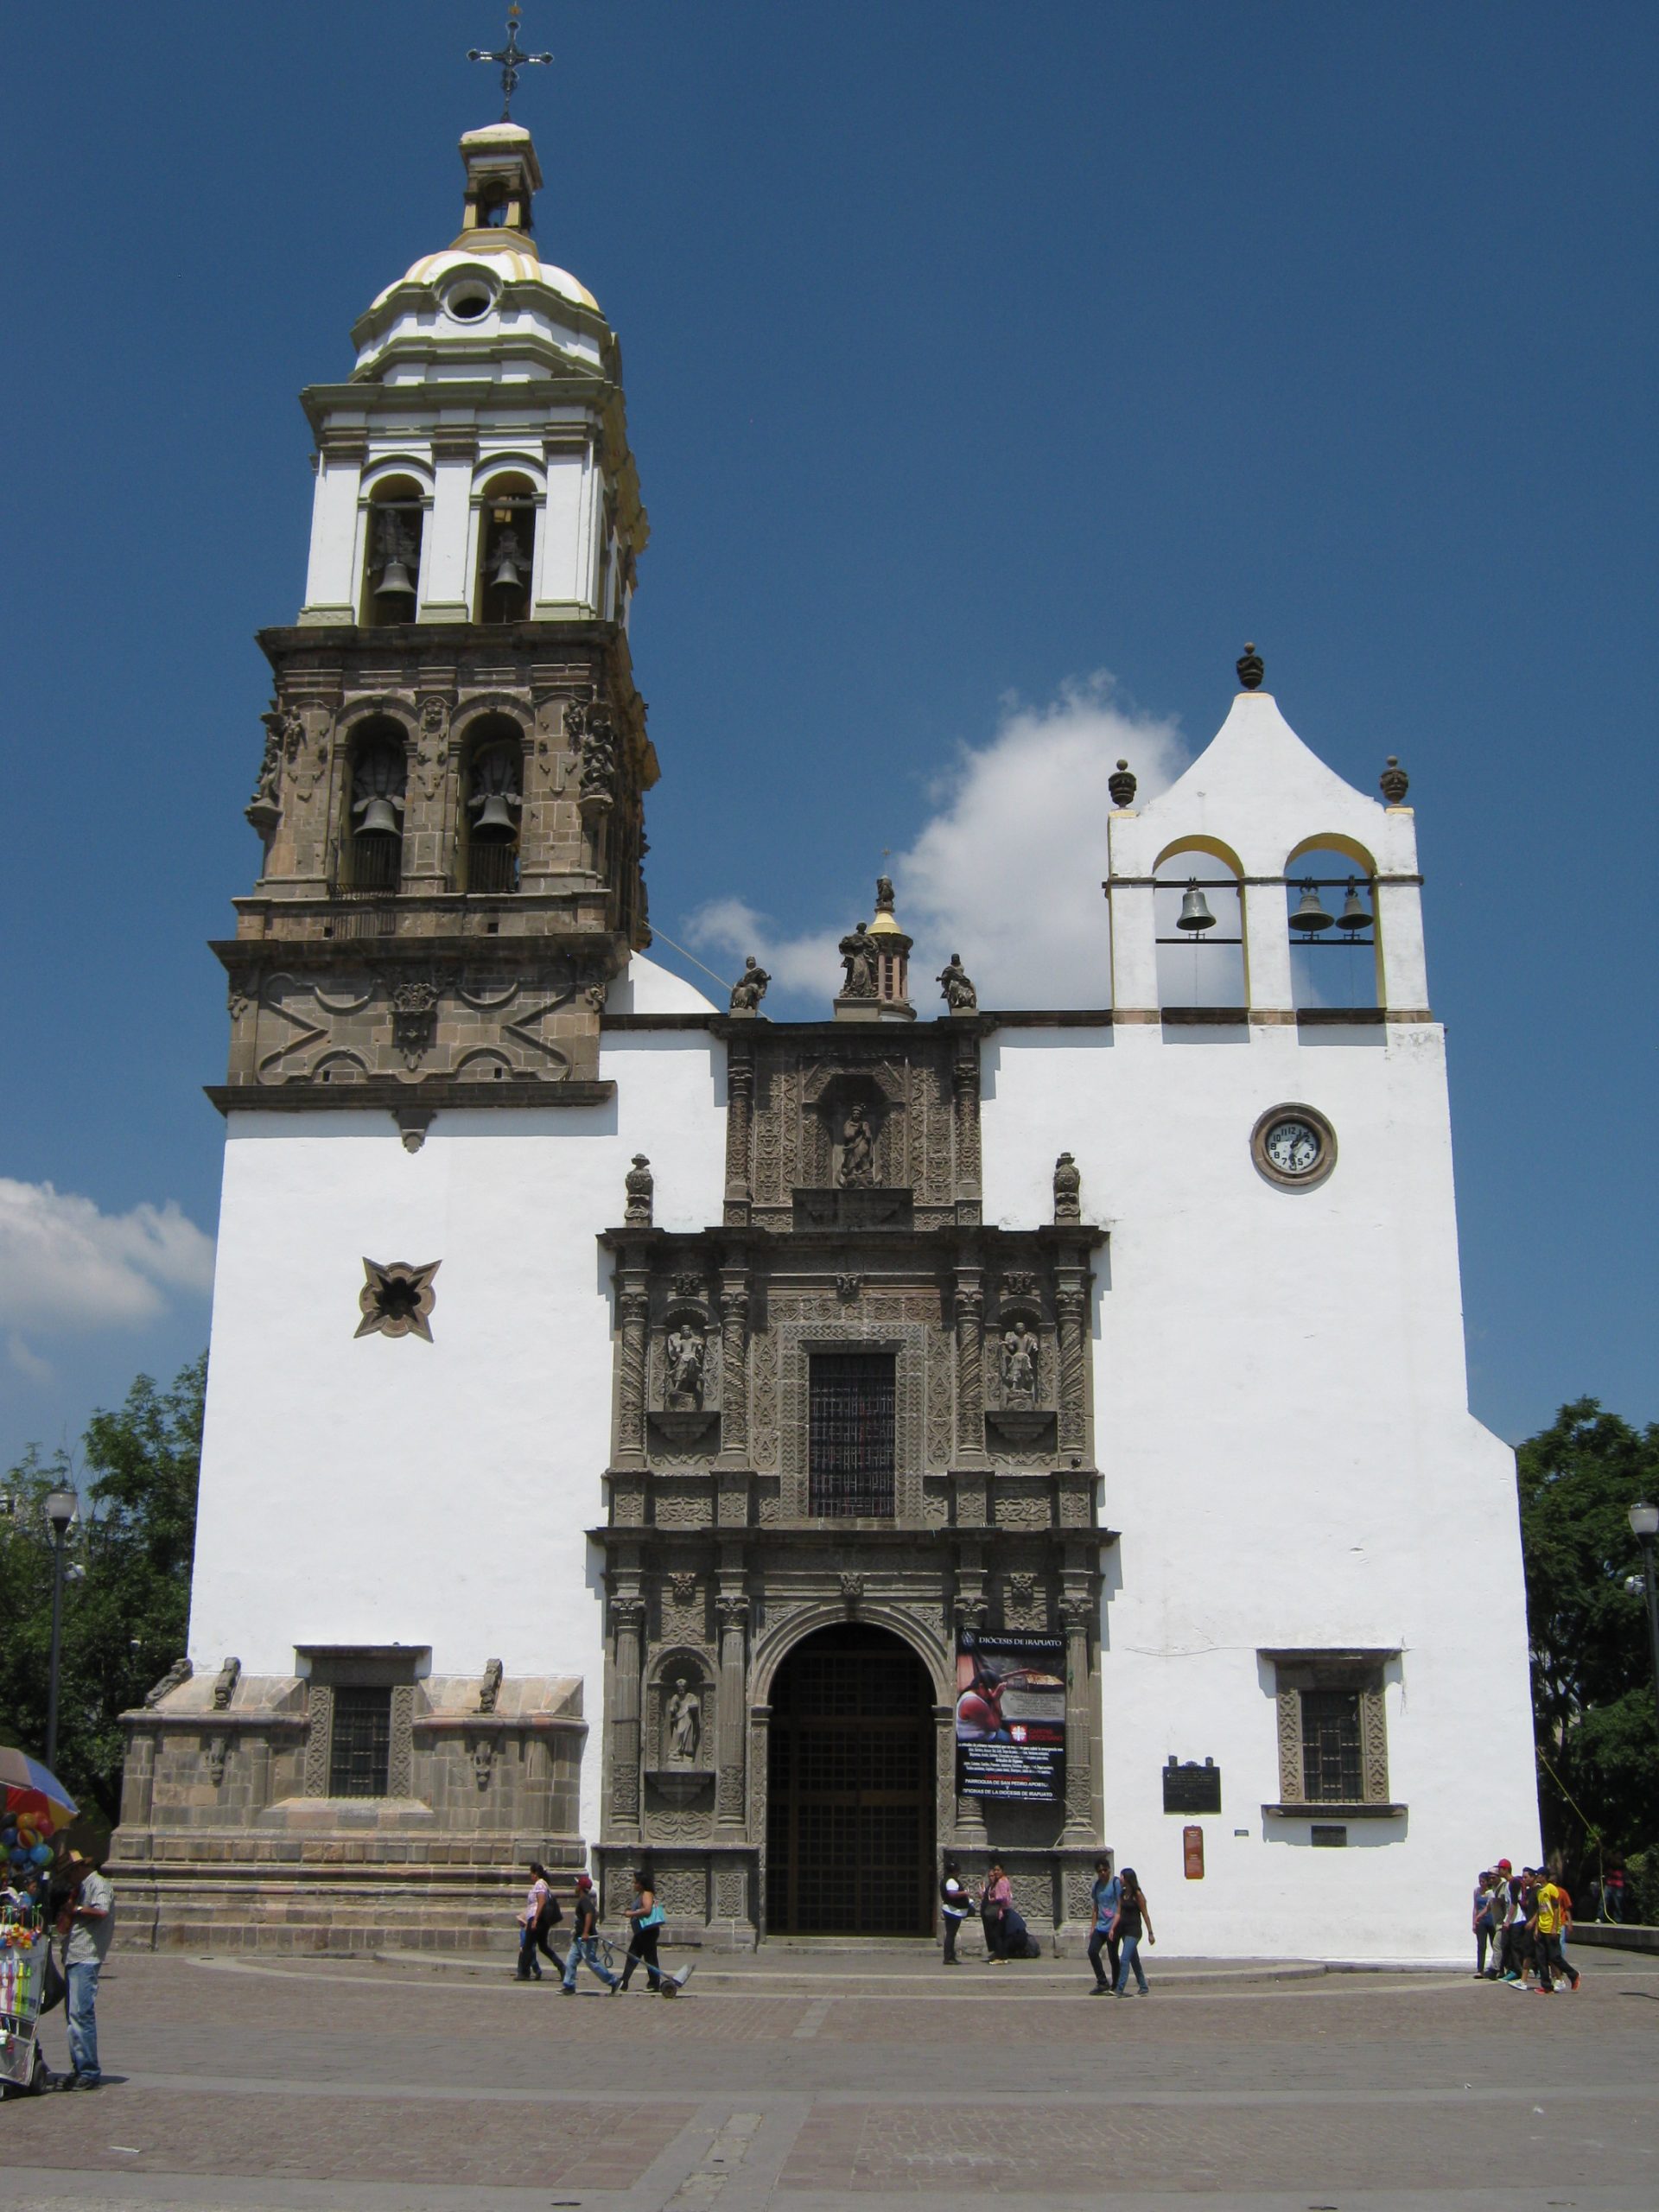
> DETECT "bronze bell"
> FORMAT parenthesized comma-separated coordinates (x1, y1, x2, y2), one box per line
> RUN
(356, 796, 403, 837)
(489, 537, 526, 592)
(1336, 880, 1371, 933)
(1289, 884, 1333, 933)
(1176, 881, 1217, 932)
(473, 791, 517, 835)
(373, 555, 416, 598)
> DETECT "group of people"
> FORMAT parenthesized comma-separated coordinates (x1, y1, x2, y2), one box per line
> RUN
(1, 1848, 114, 2090)
(1472, 1859, 1581, 1993)
(939, 1856, 1154, 1992)
(516, 1862, 690, 1997)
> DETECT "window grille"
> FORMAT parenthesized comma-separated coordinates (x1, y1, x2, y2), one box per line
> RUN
(808, 1353, 895, 1516)
(329, 1687, 392, 1797)
(1300, 1688, 1363, 1803)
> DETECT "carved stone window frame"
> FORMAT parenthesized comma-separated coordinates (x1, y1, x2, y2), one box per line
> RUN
(296, 1644, 427, 1801)
(779, 1320, 926, 1523)
(1261, 1648, 1402, 1818)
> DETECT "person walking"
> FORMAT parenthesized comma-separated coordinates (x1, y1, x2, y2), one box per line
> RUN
(562, 1873, 620, 1994)
(1088, 1857, 1121, 1994)
(617, 1870, 671, 1994)
(1111, 1867, 1154, 1996)
(54, 1850, 113, 2090)
(980, 1859, 1014, 1964)
(1531, 1874, 1580, 1994)
(516, 1861, 563, 1981)
(1492, 1860, 1518, 1980)
(939, 1859, 970, 1966)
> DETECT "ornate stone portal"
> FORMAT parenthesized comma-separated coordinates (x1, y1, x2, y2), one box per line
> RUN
(593, 1006, 1110, 1945)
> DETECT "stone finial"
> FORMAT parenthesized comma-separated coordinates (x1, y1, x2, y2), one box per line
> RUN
(212, 1656, 242, 1711)
(1236, 641, 1265, 691)
(1108, 759, 1137, 809)
(624, 1154, 654, 1225)
(937, 953, 977, 1013)
(479, 1657, 505, 1713)
(1379, 755, 1410, 804)
(1053, 1151, 1082, 1223)
(728, 955, 771, 1014)
(143, 1656, 193, 1708)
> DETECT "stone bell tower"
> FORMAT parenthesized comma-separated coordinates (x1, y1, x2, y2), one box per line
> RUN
(221, 118, 653, 1141)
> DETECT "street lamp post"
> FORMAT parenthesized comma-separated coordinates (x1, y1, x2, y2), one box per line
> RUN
(1630, 1502, 1659, 1746)
(43, 1487, 78, 1773)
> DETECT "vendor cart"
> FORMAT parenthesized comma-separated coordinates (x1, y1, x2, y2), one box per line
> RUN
(0, 1902, 50, 2096)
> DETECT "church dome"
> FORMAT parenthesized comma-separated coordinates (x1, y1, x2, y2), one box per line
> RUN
(370, 246, 599, 320)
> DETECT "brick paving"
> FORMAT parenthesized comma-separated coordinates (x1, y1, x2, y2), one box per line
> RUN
(0, 1948, 1655, 2209)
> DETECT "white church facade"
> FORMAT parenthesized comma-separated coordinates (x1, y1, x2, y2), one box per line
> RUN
(111, 116, 1541, 1964)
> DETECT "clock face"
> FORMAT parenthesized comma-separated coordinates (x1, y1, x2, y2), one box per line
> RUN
(1264, 1118, 1322, 1176)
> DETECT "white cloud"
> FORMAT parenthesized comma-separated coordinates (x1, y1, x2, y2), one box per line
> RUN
(0, 1180, 216, 1334)
(685, 673, 1190, 1010)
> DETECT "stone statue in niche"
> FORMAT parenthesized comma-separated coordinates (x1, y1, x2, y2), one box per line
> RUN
(837, 1106, 877, 1188)
(1001, 1320, 1039, 1405)
(666, 1677, 702, 1764)
(728, 956, 771, 1014)
(664, 1321, 705, 1408)
(937, 953, 977, 1012)
(841, 924, 878, 999)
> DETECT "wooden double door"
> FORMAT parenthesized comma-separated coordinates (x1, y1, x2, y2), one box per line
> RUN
(766, 1624, 935, 1935)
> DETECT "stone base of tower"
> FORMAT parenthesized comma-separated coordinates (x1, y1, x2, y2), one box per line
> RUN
(108, 1668, 588, 1954)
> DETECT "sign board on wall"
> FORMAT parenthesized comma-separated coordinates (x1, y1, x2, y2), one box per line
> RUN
(955, 1630, 1065, 1803)
(1162, 1757, 1222, 1815)
(1183, 1825, 1205, 1879)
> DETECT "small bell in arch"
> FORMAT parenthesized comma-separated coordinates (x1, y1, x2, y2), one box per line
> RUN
(1176, 880, 1217, 932)
(473, 791, 517, 835)
(489, 527, 526, 593)
(372, 512, 417, 600)
(1289, 883, 1334, 933)
(1336, 880, 1371, 933)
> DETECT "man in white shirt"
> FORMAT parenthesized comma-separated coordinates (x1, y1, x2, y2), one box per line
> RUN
(56, 1852, 114, 2090)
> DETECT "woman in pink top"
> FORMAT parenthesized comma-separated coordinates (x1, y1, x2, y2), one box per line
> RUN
(980, 1859, 1014, 1962)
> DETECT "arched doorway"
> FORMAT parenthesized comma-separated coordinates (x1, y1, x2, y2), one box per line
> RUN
(766, 1623, 935, 1935)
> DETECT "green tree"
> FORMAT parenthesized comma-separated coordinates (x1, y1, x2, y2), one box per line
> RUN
(1520, 1396, 1659, 1870)
(0, 1355, 205, 1820)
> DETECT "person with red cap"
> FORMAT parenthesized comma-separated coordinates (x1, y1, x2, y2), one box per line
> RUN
(562, 1872, 620, 1993)
(1490, 1859, 1517, 1980)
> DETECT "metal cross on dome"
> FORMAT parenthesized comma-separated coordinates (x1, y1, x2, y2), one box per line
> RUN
(467, 5, 553, 122)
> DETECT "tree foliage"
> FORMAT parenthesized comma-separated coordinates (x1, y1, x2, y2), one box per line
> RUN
(1519, 1396, 1659, 1867)
(0, 1356, 205, 1820)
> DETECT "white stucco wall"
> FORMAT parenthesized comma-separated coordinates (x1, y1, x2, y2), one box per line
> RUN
(981, 1019, 1540, 1961)
(187, 961, 725, 1850)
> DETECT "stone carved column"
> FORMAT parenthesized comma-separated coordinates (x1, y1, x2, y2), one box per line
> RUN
(615, 1268, 651, 1468)
(608, 1592, 645, 1841)
(717, 1268, 750, 1463)
(1054, 1268, 1089, 1461)
(724, 1046, 754, 1226)
(1058, 1592, 1096, 1843)
(953, 1265, 987, 1465)
(951, 1037, 982, 1219)
(715, 1591, 749, 1833)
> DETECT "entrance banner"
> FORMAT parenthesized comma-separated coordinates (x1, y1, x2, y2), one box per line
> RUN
(955, 1630, 1065, 1802)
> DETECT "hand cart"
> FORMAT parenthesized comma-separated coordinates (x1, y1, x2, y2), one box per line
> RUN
(0, 1903, 50, 2096)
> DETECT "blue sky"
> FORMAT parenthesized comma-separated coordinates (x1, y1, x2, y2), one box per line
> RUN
(0, 1, 1652, 1468)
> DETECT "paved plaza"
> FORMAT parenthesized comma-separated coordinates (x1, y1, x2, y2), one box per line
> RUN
(3, 1942, 1656, 2212)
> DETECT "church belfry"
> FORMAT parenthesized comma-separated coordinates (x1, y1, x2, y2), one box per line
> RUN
(226, 111, 652, 1128)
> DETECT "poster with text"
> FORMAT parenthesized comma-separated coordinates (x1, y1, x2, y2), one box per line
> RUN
(955, 1630, 1066, 1802)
